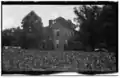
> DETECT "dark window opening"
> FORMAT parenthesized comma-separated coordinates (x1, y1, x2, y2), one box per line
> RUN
(57, 44, 59, 48)
(57, 31, 59, 36)
(56, 40, 59, 48)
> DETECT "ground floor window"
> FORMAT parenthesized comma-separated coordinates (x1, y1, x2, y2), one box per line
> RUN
(56, 40, 59, 48)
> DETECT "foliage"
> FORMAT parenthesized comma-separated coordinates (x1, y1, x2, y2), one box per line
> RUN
(2, 27, 23, 47)
(21, 11, 44, 49)
(74, 4, 118, 52)
(3, 47, 116, 71)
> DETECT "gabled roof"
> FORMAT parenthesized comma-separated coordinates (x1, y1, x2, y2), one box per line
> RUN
(52, 17, 76, 31)
(22, 10, 42, 23)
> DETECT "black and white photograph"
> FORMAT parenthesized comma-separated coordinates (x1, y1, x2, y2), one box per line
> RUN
(1, 1, 118, 76)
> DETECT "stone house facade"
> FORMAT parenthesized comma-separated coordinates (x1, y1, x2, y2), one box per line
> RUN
(49, 17, 75, 51)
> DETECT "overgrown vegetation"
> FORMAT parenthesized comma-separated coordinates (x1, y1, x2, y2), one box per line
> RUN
(74, 4, 117, 52)
(2, 47, 116, 71)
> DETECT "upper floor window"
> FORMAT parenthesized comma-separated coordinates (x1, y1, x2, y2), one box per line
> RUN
(55, 29, 60, 36)
(53, 20, 56, 24)
(56, 31, 59, 36)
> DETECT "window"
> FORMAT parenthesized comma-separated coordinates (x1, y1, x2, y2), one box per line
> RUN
(65, 40, 68, 44)
(57, 44, 59, 48)
(56, 40, 59, 44)
(56, 29, 60, 36)
(56, 40, 59, 48)
(53, 20, 56, 24)
(56, 31, 59, 36)
(29, 29, 32, 32)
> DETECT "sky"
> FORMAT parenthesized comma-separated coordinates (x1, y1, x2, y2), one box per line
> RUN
(2, 5, 80, 30)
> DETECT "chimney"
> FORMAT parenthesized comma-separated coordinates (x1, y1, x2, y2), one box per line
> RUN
(49, 20, 53, 26)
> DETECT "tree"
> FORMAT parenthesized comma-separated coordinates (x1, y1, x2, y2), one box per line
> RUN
(21, 10, 44, 49)
(2, 29, 14, 47)
(74, 5, 101, 51)
(74, 4, 118, 52)
(99, 4, 118, 52)
(2, 27, 24, 47)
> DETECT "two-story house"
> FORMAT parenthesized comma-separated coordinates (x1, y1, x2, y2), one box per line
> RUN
(49, 17, 75, 51)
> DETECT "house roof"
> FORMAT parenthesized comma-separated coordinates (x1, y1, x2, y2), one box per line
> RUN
(52, 17, 76, 31)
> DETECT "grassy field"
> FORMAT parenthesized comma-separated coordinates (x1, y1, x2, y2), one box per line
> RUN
(2, 47, 116, 72)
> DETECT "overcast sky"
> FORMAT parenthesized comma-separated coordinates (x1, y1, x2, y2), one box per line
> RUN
(2, 5, 79, 30)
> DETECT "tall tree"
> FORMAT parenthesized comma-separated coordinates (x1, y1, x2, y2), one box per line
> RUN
(21, 10, 44, 49)
(2, 28, 14, 46)
(74, 5, 102, 51)
(99, 4, 118, 52)
(74, 4, 118, 52)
